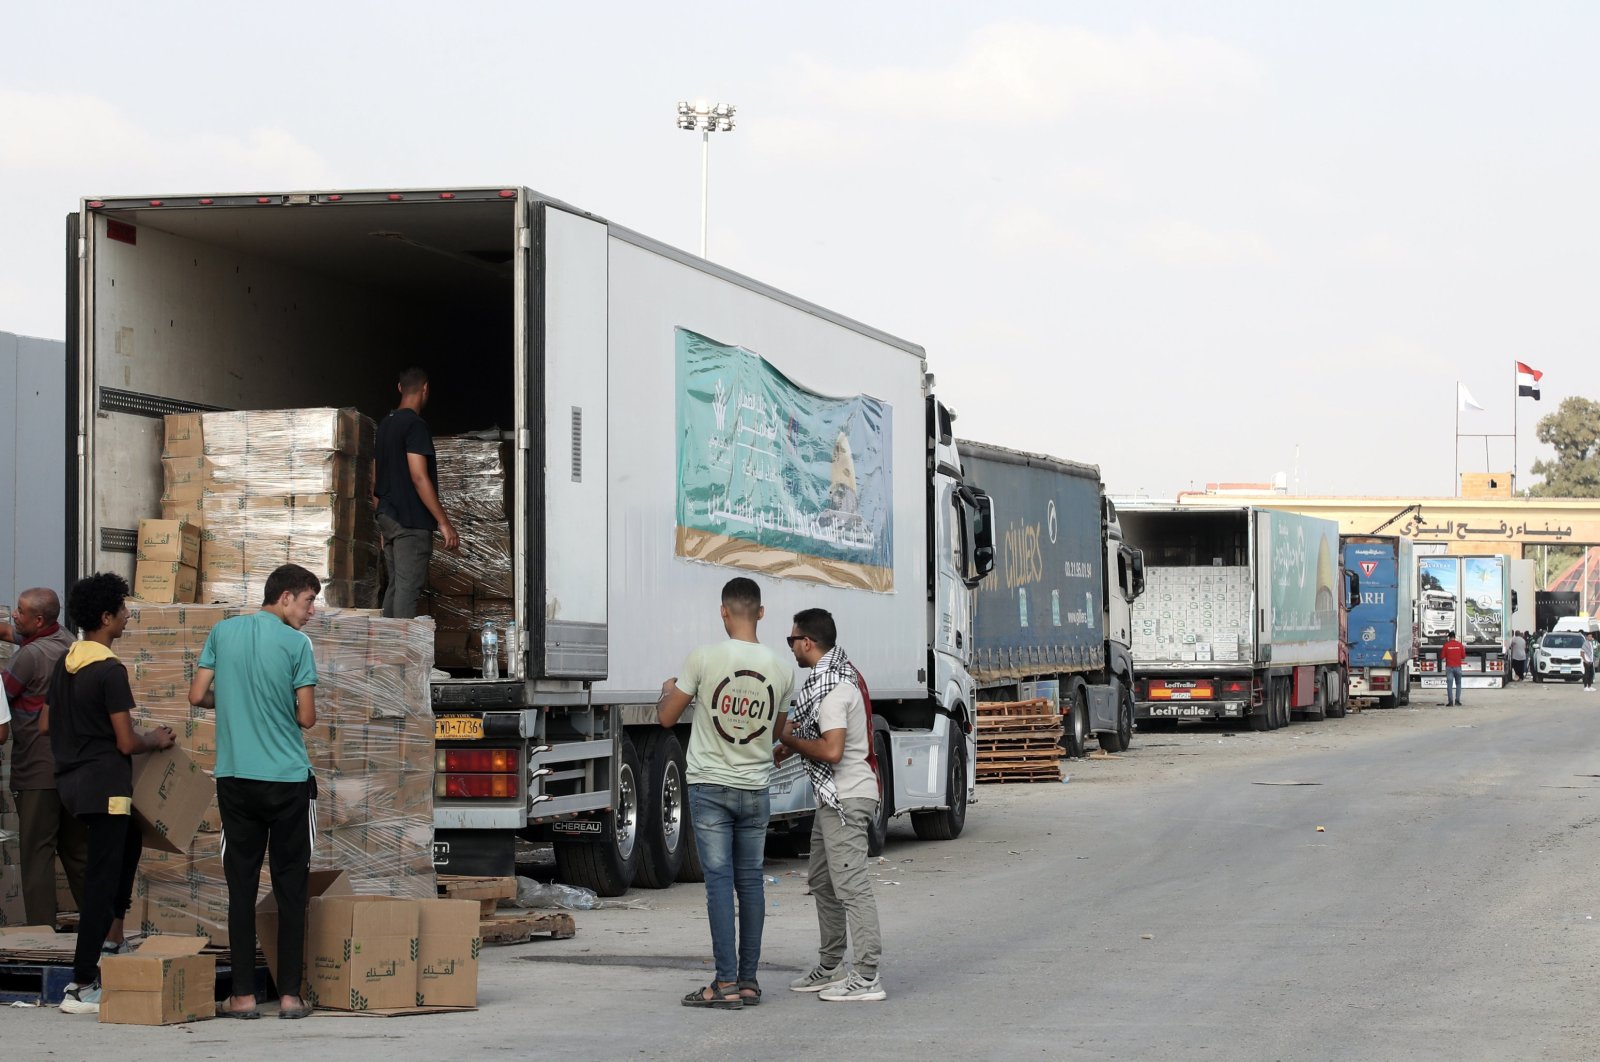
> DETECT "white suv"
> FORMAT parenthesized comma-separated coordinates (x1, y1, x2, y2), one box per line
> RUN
(1533, 632, 1586, 683)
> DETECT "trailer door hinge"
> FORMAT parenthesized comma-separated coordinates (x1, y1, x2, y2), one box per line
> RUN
(519, 227, 532, 251)
(518, 428, 531, 451)
(77, 237, 86, 260)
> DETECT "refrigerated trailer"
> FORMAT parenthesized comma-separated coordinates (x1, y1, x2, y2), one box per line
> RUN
(1120, 505, 1351, 730)
(66, 186, 996, 894)
(1414, 554, 1510, 688)
(958, 441, 1145, 755)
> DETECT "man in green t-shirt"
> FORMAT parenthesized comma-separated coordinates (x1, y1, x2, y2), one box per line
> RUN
(657, 577, 794, 1009)
(189, 564, 320, 1020)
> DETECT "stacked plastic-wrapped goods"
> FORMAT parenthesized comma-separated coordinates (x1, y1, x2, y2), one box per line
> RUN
(425, 436, 515, 671)
(120, 603, 437, 945)
(161, 409, 380, 609)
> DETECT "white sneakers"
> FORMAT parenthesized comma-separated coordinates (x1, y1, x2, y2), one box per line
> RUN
(818, 971, 887, 1002)
(789, 963, 848, 992)
(60, 981, 102, 1014)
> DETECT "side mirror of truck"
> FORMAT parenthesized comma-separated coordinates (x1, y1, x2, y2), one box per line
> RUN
(965, 489, 996, 587)
(1344, 568, 1360, 610)
(1125, 547, 1147, 600)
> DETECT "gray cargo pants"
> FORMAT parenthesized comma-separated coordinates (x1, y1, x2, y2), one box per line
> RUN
(378, 512, 434, 619)
(808, 797, 881, 977)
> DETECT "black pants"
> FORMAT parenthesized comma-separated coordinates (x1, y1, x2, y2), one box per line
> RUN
(217, 776, 314, 998)
(1585, 663, 1595, 688)
(15, 788, 88, 925)
(73, 813, 141, 984)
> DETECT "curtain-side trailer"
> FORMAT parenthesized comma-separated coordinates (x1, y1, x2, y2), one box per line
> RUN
(1342, 535, 1416, 707)
(67, 187, 996, 894)
(958, 441, 1144, 756)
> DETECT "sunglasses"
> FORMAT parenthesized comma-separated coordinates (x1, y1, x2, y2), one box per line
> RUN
(786, 635, 811, 647)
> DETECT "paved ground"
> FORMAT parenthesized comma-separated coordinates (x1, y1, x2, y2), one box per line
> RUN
(5, 679, 1598, 1060)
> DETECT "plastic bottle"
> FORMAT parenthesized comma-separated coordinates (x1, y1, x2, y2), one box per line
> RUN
(503, 621, 520, 680)
(481, 621, 500, 680)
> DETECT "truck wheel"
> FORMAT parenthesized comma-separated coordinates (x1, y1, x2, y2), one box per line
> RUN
(1270, 679, 1287, 730)
(868, 729, 893, 855)
(1061, 687, 1089, 759)
(912, 725, 966, 841)
(632, 731, 686, 889)
(553, 733, 643, 897)
(1327, 673, 1347, 719)
(1098, 678, 1134, 753)
(1395, 669, 1411, 706)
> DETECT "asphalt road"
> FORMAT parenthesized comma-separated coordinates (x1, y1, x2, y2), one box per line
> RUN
(7, 680, 1598, 1060)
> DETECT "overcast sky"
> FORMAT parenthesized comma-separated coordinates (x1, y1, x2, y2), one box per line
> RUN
(4, 2, 1596, 499)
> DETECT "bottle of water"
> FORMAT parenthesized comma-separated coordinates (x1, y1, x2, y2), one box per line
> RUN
(503, 621, 520, 680)
(481, 621, 500, 680)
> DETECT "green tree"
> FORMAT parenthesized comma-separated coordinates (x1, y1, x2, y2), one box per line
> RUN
(1528, 397, 1600, 587)
(1529, 397, 1600, 498)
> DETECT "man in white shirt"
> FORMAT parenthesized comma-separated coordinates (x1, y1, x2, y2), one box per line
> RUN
(657, 577, 793, 1009)
(779, 607, 885, 1003)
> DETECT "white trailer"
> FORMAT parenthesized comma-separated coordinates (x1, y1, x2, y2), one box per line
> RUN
(67, 187, 996, 894)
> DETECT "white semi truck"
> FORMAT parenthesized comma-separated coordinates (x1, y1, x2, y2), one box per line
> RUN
(66, 186, 996, 894)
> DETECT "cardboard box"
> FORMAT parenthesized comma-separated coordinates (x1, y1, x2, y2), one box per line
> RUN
(134, 562, 198, 605)
(160, 499, 205, 528)
(416, 899, 480, 1008)
(162, 413, 206, 459)
(137, 519, 202, 568)
(0, 866, 26, 927)
(99, 935, 215, 1025)
(131, 744, 214, 854)
(162, 457, 207, 501)
(306, 896, 419, 1012)
(258, 868, 352, 991)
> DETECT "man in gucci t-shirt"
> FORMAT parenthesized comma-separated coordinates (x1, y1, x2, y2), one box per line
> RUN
(657, 577, 794, 1009)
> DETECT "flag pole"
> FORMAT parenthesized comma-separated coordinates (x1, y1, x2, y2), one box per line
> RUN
(1512, 361, 1519, 495)
(1454, 381, 1460, 497)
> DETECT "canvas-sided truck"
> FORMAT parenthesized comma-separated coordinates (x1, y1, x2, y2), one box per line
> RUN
(1343, 535, 1416, 707)
(1120, 505, 1348, 730)
(67, 187, 997, 894)
(1413, 554, 1510, 689)
(958, 441, 1145, 756)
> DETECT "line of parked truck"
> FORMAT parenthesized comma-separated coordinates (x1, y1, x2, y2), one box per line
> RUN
(46, 183, 1552, 897)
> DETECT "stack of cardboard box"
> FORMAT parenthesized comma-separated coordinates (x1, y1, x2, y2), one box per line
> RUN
(423, 436, 514, 670)
(117, 602, 437, 946)
(1130, 565, 1254, 663)
(133, 519, 202, 604)
(161, 409, 380, 608)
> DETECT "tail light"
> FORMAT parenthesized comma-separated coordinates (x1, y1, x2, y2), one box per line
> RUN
(437, 773, 518, 799)
(1371, 674, 1391, 690)
(436, 748, 516, 773)
(1221, 680, 1250, 696)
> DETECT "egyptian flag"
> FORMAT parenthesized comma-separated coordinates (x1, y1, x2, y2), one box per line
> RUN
(1516, 361, 1543, 400)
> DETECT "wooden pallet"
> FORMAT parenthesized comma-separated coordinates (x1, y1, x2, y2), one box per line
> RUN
(440, 875, 521, 915)
(479, 912, 576, 945)
(977, 700, 1064, 784)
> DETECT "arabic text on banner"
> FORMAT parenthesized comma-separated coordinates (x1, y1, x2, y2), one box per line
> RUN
(675, 328, 895, 592)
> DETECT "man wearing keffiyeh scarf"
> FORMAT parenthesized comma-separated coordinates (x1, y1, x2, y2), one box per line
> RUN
(778, 608, 886, 1002)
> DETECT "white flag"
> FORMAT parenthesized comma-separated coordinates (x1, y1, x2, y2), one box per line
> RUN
(1458, 383, 1484, 412)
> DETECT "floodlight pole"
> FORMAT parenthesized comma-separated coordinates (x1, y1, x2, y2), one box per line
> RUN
(678, 100, 736, 259)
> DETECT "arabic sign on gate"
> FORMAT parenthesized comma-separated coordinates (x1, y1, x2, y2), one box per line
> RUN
(675, 328, 895, 592)
(1396, 514, 1576, 544)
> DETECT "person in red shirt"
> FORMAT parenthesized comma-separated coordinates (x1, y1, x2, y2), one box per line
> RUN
(1440, 637, 1467, 706)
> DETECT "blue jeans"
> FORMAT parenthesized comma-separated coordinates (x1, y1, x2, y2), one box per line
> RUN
(1445, 667, 1462, 703)
(687, 783, 770, 984)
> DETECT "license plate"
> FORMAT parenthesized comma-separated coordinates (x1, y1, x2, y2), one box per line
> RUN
(435, 717, 484, 740)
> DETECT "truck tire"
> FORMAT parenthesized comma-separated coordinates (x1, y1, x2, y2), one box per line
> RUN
(868, 729, 892, 855)
(553, 733, 643, 897)
(676, 808, 705, 883)
(632, 730, 687, 889)
(1327, 672, 1347, 718)
(1061, 686, 1089, 759)
(912, 725, 966, 841)
(1098, 678, 1134, 753)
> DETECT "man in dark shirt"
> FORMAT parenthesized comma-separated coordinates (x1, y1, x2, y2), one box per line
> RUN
(0, 587, 87, 926)
(47, 573, 175, 1015)
(374, 366, 458, 618)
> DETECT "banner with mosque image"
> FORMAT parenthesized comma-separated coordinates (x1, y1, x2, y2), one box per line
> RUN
(675, 328, 895, 592)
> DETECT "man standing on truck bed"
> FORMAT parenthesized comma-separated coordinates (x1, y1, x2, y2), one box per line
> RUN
(374, 367, 458, 619)
(656, 577, 793, 1009)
